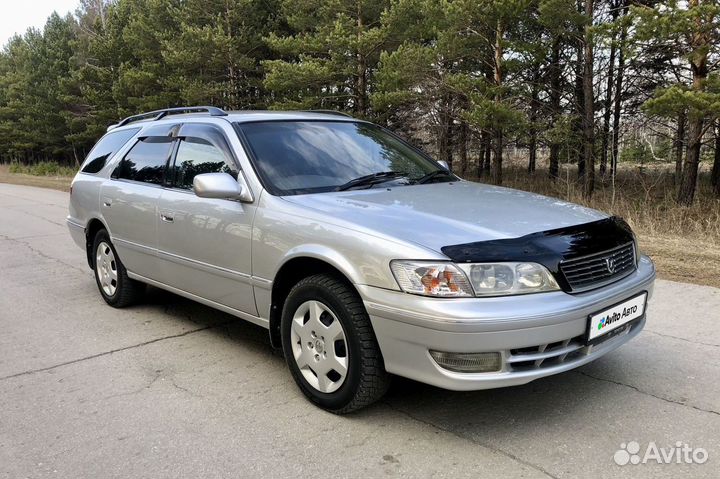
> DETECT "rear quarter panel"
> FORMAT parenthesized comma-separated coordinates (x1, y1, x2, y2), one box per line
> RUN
(68, 125, 144, 237)
(68, 173, 105, 235)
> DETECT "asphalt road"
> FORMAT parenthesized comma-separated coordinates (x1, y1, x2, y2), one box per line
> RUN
(1, 182, 719, 479)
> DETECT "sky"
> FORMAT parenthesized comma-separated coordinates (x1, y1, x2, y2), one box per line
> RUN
(0, 0, 79, 48)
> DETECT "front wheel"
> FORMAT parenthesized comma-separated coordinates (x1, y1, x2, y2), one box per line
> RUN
(281, 274, 390, 413)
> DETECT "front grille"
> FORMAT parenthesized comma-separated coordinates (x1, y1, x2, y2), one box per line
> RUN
(560, 242, 636, 292)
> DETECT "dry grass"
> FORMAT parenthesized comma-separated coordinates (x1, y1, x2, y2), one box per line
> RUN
(472, 160, 720, 288)
(1, 160, 718, 288)
(0, 164, 73, 191)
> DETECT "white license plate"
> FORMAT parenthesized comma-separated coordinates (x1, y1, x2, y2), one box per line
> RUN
(587, 292, 647, 342)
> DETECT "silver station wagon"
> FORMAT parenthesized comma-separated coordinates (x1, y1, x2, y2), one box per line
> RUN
(67, 106, 656, 413)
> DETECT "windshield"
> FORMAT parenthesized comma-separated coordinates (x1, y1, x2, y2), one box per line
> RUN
(236, 121, 447, 195)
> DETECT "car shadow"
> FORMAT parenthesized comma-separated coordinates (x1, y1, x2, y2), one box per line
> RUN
(141, 285, 631, 435)
(142, 285, 280, 356)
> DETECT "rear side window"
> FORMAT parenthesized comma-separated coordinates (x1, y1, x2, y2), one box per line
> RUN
(112, 137, 174, 185)
(80, 128, 140, 174)
(170, 138, 237, 190)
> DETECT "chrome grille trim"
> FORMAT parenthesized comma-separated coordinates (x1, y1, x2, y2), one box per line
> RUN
(506, 341, 584, 364)
(560, 242, 636, 292)
(507, 335, 587, 370)
(506, 318, 642, 371)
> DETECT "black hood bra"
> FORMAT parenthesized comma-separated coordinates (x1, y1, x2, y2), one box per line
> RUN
(440, 216, 635, 292)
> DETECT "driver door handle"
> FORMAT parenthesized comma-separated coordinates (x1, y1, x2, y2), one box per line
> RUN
(160, 213, 174, 223)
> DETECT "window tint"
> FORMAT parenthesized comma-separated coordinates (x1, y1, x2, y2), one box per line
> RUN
(171, 138, 237, 190)
(112, 137, 173, 185)
(80, 128, 140, 174)
(237, 121, 438, 195)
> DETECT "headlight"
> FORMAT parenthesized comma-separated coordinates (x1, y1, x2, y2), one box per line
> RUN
(456, 262, 560, 296)
(390, 261, 474, 297)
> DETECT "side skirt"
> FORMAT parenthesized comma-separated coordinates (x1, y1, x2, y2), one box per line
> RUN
(127, 271, 270, 330)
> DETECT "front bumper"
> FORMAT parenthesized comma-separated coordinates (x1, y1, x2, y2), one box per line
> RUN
(360, 255, 655, 391)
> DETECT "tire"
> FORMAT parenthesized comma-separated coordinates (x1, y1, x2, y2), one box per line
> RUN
(281, 273, 390, 414)
(91, 229, 144, 307)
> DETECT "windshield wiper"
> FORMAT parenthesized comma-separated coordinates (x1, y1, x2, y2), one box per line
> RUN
(415, 169, 456, 184)
(335, 171, 408, 191)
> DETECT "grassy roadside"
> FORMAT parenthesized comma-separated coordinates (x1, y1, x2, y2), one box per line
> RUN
(0, 164, 72, 192)
(1, 162, 718, 288)
(640, 235, 720, 288)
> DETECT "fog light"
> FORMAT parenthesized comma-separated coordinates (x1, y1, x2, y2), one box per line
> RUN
(429, 351, 501, 373)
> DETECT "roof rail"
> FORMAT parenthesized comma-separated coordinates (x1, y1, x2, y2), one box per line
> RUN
(303, 109, 354, 118)
(108, 106, 228, 131)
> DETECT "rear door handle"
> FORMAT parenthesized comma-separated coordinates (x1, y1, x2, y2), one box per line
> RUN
(160, 213, 174, 223)
(102, 197, 112, 207)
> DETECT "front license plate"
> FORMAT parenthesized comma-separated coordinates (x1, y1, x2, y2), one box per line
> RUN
(587, 292, 647, 343)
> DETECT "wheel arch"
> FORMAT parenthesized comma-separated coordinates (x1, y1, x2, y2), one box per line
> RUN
(268, 254, 363, 349)
(85, 217, 109, 269)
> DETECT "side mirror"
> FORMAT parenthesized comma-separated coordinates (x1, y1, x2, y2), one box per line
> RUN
(193, 172, 248, 201)
(437, 160, 449, 170)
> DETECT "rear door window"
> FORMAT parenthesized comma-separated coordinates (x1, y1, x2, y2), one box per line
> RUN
(80, 128, 140, 174)
(170, 138, 237, 190)
(112, 137, 174, 185)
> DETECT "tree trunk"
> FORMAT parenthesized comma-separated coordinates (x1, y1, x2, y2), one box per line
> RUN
(493, 129, 503, 185)
(678, 115, 703, 206)
(712, 120, 720, 196)
(674, 110, 686, 183)
(458, 121, 468, 177)
(574, 37, 586, 180)
(528, 135, 537, 174)
(437, 92, 453, 171)
(357, 55, 367, 116)
(548, 38, 562, 179)
(355, 3, 367, 116)
(677, 0, 708, 206)
(483, 134, 492, 175)
(600, 2, 619, 177)
(492, 19, 503, 185)
(582, 0, 595, 198)
(225, 0, 238, 109)
(611, 1, 628, 178)
(478, 131, 488, 177)
(528, 64, 540, 174)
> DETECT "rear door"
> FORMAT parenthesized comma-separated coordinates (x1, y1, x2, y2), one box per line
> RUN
(100, 128, 176, 280)
(155, 123, 257, 315)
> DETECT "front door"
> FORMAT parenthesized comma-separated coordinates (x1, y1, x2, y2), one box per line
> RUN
(155, 124, 257, 315)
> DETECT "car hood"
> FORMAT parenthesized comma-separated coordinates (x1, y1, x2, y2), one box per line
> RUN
(282, 181, 608, 253)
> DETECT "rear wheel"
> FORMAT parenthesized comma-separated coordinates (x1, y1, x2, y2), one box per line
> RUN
(92, 229, 144, 307)
(281, 274, 390, 413)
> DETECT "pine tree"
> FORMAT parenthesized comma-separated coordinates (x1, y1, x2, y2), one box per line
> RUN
(581, 0, 595, 198)
(538, 0, 585, 179)
(0, 14, 79, 163)
(263, 0, 390, 116)
(163, 0, 280, 110)
(373, 0, 479, 171)
(634, 0, 720, 205)
(452, 0, 531, 185)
